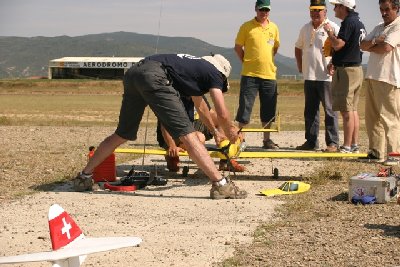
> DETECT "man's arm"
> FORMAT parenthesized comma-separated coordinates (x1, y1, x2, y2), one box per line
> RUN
(295, 47, 303, 73)
(323, 23, 345, 51)
(192, 97, 217, 131)
(361, 35, 393, 54)
(192, 96, 224, 145)
(160, 125, 182, 157)
(208, 88, 238, 144)
(234, 44, 244, 62)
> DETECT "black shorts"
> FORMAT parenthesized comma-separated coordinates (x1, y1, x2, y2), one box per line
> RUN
(116, 60, 195, 140)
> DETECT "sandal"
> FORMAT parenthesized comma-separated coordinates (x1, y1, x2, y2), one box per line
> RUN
(262, 139, 279, 149)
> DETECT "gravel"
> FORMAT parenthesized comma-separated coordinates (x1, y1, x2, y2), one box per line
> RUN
(1, 126, 400, 266)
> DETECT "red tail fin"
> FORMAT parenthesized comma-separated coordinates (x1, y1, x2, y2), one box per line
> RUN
(48, 204, 84, 250)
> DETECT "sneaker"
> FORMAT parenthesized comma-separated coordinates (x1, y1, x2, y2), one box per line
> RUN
(339, 145, 351, 153)
(262, 139, 279, 149)
(323, 145, 338, 152)
(296, 142, 319, 151)
(165, 155, 179, 172)
(218, 159, 245, 172)
(363, 151, 384, 163)
(210, 180, 248, 199)
(384, 158, 399, 166)
(351, 144, 360, 153)
(73, 172, 93, 192)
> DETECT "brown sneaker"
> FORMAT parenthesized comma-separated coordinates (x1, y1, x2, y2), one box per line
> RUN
(323, 145, 338, 152)
(210, 180, 248, 199)
(218, 159, 245, 172)
(165, 155, 179, 172)
(73, 172, 94, 192)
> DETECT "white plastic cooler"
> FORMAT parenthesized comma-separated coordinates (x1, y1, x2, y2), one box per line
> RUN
(348, 173, 397, 204)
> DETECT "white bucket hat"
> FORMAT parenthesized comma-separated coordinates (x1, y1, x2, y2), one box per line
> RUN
(329, 0, 356, 9)
(202, 54, 232, 78)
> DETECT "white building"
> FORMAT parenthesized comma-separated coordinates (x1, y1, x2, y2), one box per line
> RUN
(48, 57, 144, 79)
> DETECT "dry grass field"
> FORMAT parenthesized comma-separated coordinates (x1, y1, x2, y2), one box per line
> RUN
(1, 79, 400, 266)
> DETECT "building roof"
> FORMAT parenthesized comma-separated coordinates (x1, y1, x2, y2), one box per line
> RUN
(49, 57, 144, 68)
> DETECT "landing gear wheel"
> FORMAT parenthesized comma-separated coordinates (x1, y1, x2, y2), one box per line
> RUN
(182, 166, 189, 177)
(273, 168, 279, 179)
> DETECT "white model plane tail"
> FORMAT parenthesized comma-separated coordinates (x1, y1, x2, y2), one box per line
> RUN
(0, 204, 142, 267)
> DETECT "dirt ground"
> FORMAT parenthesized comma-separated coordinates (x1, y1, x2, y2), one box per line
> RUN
(1, 126, 400, 266)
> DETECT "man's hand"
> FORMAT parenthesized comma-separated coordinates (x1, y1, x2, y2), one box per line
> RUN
(323, 22, 333, 33)
(226, 125, 239, 144)
(212, 128, 224, 146)
(327, 63, 335, 76)
(375, 34, 386, 45)
(167, 145, 184, 157)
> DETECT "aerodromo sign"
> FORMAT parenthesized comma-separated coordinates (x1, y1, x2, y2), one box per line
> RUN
(49, 57, 144, 69)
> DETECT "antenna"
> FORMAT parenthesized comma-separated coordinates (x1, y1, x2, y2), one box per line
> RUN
(141, 0, 164, 171)
(155, 0, 164, 54)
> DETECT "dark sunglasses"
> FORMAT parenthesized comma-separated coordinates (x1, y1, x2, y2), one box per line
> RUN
(258, 8, 270, 12)
(310, 9, 324, 12)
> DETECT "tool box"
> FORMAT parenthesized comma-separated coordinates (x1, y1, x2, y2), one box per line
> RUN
(348, 173, 397, 204)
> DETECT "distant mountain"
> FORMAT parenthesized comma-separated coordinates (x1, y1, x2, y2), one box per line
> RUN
(0, 31, 298, 79)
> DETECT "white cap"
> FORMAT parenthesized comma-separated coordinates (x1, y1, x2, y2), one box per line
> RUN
(329, 0, 356, 9)
(202, 54, 232, 78)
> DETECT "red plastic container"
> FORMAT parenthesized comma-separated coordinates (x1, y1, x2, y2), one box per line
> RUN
(88, 147, 116, 182)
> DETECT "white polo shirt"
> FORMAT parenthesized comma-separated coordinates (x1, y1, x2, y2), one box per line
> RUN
(364, 16, 400, 88)
(295, 18, 339, 81)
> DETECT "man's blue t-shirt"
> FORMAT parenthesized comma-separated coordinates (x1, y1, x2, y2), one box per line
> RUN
(146, 54, 226, 96)
(332, 12, 366, 66)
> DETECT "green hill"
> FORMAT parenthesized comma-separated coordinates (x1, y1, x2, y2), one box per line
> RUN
(0, 31, 298, 79)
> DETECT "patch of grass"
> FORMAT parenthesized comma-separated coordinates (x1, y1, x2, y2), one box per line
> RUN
(219, 158, 384, 266)
(219, 258, 241, 267)
(0, 116, 12, 125)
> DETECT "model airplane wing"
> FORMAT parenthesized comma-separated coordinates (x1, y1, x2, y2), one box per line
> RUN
(115, 148, 224, 158)
(0, 204, 142, 267)
(0, 237, 142, 264)
(236, 151, 368, 158)
(115, 148, 368, 159)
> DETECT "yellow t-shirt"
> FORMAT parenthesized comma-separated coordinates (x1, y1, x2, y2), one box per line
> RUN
(235, 18, 280, 80)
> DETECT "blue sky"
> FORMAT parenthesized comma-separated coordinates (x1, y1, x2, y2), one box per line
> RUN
(0, 0, 378, 58)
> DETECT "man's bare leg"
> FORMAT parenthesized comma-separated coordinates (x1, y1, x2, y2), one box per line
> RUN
(180, 132, 222, 182)
(352, 111, 359, 146)
(83, 133, 127, 174)
(341, 111, 354, 147)
(262, 122, 272, 141)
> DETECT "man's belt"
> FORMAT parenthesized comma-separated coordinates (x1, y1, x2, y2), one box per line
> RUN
(335, 63, 361, 67)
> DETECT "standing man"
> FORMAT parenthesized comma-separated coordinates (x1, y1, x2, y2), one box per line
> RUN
(360, 0, 400, 164)
(234, 0, 280, 149)
(73, 53, 247, 200)
(323, 0, 366, 153)
(295, 0, 340, 152)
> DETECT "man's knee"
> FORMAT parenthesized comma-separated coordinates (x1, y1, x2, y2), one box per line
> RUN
(103, 133, 128, 147)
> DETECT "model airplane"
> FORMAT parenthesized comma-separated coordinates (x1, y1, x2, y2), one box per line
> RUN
(259, 181, 311, 196)
(0, 204, 142, 267)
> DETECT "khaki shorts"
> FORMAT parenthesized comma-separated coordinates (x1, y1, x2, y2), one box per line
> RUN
(331, 66, 363, 112)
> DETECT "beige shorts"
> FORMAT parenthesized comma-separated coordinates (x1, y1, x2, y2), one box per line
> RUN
(331, 66, 363, 112)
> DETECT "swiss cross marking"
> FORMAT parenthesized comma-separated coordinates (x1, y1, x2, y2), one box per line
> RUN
(61, 217, 72, 239)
